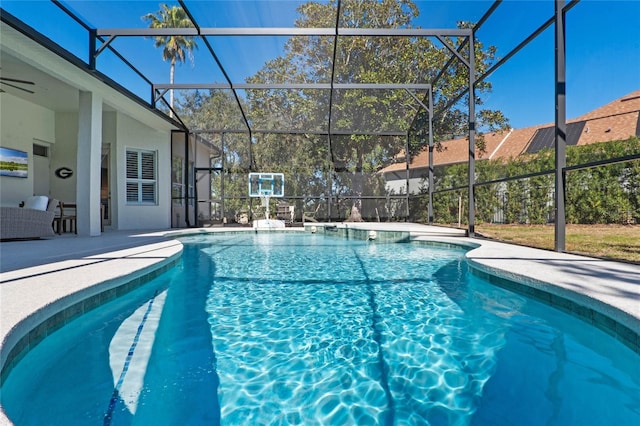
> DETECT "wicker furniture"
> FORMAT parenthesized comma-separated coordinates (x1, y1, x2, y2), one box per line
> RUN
(0, 198, 58, 240)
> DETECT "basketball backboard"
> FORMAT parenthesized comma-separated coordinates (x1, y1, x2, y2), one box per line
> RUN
(248, 173, 284, 197)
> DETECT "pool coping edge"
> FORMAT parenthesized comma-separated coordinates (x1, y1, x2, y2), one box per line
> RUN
(0, 240, 183, 388)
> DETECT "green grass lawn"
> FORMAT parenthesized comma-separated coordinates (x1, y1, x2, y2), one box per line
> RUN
(475, 224, 640, 263)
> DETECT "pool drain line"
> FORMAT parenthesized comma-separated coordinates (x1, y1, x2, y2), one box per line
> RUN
(353, 250, 396, 423)
(103, 291, 159, 426)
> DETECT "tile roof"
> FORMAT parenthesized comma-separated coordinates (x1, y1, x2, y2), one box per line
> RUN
(381, 90, 640, 174)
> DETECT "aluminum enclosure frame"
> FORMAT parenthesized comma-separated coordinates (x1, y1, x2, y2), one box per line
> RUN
(94, 23, 473, 227)
(87, 0, 568, 245)
(1, 0, 582, 251)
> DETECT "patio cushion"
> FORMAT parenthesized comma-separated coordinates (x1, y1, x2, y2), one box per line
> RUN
(24, 195, 49, 211)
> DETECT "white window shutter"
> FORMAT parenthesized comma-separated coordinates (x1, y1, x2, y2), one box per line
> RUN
(141, 152, 155, 180)
(125, 149, 157, 204)
(126, 151, 138, 179)
(126, 182, 139, 202)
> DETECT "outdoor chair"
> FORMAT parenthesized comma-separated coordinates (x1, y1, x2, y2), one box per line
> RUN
(276, 201, 295, 223)
(55, 202, 77, 234)
(302, 204, 321, 223)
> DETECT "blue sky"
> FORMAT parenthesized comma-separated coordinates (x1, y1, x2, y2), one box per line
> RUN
(2, 0, 639, 130)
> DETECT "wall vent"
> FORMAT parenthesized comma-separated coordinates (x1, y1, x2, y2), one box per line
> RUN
(33, 144, 49, 157)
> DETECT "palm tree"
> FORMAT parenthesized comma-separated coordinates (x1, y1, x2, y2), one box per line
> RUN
(143, 4, 197, 117)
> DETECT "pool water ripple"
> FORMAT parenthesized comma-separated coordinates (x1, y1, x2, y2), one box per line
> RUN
(203, 234, 504, 425)
(2, 233, 639, 425)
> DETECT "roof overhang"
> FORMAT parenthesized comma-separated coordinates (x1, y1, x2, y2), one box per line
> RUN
(0, 17, 181, 132)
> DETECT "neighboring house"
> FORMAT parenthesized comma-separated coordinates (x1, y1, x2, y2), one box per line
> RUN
(382, 90, 640, 194)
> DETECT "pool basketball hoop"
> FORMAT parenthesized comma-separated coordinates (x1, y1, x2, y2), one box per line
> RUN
(248, 173, 285, 228)
(248, 172, 284, 199)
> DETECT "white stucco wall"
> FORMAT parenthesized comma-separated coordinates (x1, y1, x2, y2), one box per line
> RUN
(2, 21, 177, 232)
(114, 112, 171, 230)
(384, 174, 427, 195)
(1, 96, 173, 231)
(103, 112, 117, 146)
(194, 139, 215, 222)
(0, 93, 55, 206)
(52, 112, 79, 204)
(170, 132, 218, 227)
(103, 112, 117, 229)
(171, 132, 188, 228)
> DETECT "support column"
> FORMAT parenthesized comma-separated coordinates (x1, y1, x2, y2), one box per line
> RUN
(184, 131, 191, 227)
(554, 0, 567, 252)
(221, 132, 225, 223)
(77, 91, 103, 236)
(327, 133, 333, 222)
(428, 87, 434, 225)
(468, 32, 476, 237)
(405, 133, 410, 219)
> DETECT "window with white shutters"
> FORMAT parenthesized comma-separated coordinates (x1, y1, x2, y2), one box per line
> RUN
(126, 149, 157, 204)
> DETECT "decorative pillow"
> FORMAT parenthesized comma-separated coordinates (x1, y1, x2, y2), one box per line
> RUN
(24, 195, 49, 211)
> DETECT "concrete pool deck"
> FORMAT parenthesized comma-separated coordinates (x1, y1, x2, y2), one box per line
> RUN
(1, 224, 639, 424)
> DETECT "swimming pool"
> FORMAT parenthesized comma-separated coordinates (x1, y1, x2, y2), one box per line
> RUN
(2, 232, 639, 425)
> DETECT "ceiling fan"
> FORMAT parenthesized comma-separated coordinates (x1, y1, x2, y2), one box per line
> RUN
(0, 73, 35, 94)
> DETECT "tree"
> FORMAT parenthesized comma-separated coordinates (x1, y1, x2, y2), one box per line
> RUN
(175, 0, 508, 221)
(143, 4, 197, 117)
(175, 90, 252, 220)
(245, 0, 507, 216)
(426, 137, 640, 226)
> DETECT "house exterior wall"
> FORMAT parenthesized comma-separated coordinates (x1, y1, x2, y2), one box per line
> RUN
(1, 94, 174, 231)
(0, 93, 55, 206)
(1, 20, 178, 234)
(385, 176, 426, 195)
(52, 112, 79, 204)
(170, 132, 218, 228)
(383, 168, 430, 195)
(114, 112, 171, 230)
(103, 112, 117, 229)
(171, 132, 188, 228)
(193, 137, 217, 224)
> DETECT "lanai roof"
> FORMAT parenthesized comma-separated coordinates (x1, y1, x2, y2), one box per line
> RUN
(0, 0, 579, 139)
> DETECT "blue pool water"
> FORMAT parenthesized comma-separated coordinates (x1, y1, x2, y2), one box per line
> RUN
(2, 232, 639, 425)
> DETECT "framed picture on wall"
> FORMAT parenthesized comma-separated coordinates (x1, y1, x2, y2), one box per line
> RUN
(0, 147, 28, 178)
